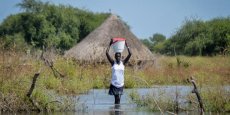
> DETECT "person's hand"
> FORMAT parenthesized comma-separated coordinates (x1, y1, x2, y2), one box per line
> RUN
(109, 39, 113, 46)
(125, 40, 129, 47)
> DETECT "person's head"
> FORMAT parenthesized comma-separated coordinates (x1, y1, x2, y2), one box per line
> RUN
(115, 52, 121, 63)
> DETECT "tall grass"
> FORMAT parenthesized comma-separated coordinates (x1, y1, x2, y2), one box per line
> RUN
(129, 89, 176, 112)
(0, 42, 229, 112)
(129, 56, 230, 112)
(140, 56, 230, 85)
(200, 86, 230, 112)
(129, 85, 230, 112)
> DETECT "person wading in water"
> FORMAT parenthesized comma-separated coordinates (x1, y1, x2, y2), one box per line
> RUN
(106, 39, 132, 105)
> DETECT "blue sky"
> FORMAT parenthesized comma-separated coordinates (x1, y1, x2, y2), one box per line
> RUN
(0, 0, 230, 39)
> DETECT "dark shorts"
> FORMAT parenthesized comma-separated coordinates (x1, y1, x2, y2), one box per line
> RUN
(108, 84, 123, 95)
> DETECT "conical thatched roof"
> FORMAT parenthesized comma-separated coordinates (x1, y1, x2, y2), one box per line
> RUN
(64, 14, 154, 64)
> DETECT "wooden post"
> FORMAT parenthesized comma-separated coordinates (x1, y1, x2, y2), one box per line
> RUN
(26, 72, 41, 112)
(26, 73, 40, 97)
(188, 77, 205, 114)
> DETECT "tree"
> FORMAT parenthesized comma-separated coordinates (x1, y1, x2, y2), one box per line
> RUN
(145, 17, 230, 56)
(141, 33, 167, 53)
(17, 0, 43, 12)
(207, 17, 230, 55)
(141, 39, 153, 51)
(150, 33, 166, 45)
(150, 33, 166, 53)
(0, 0, 109, 51)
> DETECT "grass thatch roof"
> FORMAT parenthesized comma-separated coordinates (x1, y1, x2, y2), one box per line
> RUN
(64, 14, 154, 64)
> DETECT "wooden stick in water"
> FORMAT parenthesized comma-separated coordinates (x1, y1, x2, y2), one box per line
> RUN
(187, 76, 205, 114)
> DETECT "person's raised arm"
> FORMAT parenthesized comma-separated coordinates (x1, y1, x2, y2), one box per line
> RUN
(123, 41, 132, 65)
(106, 39, 114, 66)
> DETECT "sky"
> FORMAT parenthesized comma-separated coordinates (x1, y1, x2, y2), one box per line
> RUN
(0, 0, 230, 39)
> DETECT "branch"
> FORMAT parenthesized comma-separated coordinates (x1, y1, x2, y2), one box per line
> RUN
(187, 76, 205, 114)
(26, 73, 40, 97)
(41, 50, 65, 78)
(26, 71, 42, 112)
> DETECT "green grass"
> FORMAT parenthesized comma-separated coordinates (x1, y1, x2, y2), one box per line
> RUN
(129, 89, 176, 112)
(129, 85, 230, 112)
(201, 86, 230, 112)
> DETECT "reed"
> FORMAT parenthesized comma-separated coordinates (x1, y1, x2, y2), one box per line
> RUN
(129, 89, 176, 112)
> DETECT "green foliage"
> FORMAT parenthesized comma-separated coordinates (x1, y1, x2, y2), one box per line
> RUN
(141, 33, 167, 54)
(150, 33, 166, 44)
(141, 39, 153, 51)
(226, 34, 230, 55)
(202, 87, 230, 112)
(129, 89, 175, 111)
(17, 0, 43, 12)
(141, 17, 230, 56)
(1, 33, 28, 51)
(129, 90, 143, 106)
(131, 85, 230, 112)
(187, 86, 230, 112)
(0, 0, 109, 51)
(176, 57, 191, 68)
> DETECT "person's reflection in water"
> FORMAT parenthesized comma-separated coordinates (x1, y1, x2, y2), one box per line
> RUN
(109, 104, 124, 115)
(114, 104, 121, 115)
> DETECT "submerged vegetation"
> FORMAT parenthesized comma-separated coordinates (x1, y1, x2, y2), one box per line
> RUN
(129, 85, 230, 113)
(129, 89, 176, 112)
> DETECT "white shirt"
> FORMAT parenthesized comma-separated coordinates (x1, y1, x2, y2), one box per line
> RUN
(111, 61, 124, 88)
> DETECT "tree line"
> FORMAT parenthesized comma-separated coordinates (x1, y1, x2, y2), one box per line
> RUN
(1, 0, 230, 56)
(142, 17, 230, 56)
(0, 0, 109, 52)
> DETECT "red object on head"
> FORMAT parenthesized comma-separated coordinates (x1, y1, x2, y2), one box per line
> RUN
(112, 38, 126, 44)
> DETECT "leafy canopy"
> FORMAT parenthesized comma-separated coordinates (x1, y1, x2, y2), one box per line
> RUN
(0, 0, 109, 51)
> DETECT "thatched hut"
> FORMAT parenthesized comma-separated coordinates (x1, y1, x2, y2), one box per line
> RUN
(64, 14, 154, 65)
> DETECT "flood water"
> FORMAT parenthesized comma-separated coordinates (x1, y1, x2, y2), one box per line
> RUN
(2, 85, 230, 115)
(73, 85, 230, 115)
(73, 85, 196, 115)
